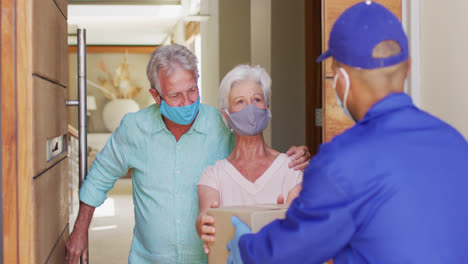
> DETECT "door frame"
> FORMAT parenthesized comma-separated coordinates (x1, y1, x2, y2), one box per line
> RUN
(402, 0, 422, 107)
(1, 0, 35, 263)
(305, 0, 323, 155)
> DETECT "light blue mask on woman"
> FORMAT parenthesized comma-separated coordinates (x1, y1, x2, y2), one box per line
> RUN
(160, 97, 200, 125)
(225, 104, 269, 136)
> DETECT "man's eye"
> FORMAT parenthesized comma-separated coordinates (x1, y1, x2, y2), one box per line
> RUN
(236, 100, 244, 105)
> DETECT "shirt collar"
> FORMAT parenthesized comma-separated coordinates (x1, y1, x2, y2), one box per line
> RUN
(360, 92, 414, 123)
(141, 104, 208, 135)
(186, 105, 208, 135)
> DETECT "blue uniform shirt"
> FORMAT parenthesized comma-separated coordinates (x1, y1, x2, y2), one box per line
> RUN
(239, 93, 468, 263)
(79, 103, 234, 263)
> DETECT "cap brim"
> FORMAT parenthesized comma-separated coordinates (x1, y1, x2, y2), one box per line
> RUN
(316, 50, 331, 62)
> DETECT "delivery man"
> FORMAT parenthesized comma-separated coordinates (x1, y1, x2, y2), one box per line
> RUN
(226, 1, 468, 263)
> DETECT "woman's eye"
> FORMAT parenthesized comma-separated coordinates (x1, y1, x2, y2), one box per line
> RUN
(236, 100, 244, 105)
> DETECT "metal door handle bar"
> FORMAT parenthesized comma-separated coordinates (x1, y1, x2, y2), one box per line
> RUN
(66, 28, 89, 264)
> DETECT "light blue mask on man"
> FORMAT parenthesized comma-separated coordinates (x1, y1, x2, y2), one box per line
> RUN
(160, 97, 200, 125)
(332, 67, 355, 122)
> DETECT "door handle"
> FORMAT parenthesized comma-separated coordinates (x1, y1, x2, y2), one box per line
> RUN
(66, 28, 89, 264)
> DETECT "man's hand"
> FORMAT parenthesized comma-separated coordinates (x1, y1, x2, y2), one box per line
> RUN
(286, 145, 311, 171)
(66, 202, 95, 264)
(66, 228, 88, 264)
(227, 216, 252, 264)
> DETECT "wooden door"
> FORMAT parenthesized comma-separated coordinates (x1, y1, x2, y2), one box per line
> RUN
(321, 0, 402, 142)
(305, 0, 323, 155)
(1, 0, 69, 263)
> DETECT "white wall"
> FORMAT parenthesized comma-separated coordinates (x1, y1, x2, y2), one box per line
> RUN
(420, 1, 468, 139)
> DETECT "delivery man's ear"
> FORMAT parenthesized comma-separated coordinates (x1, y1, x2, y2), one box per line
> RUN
(405, 57, 412, 79)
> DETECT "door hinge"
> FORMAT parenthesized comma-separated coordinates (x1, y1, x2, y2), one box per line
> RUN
(315, 108, 322, 127)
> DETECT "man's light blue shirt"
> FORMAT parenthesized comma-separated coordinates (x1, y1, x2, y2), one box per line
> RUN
(79, 103, 234, 263)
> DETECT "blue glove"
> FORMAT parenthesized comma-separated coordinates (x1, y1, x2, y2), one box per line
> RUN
(227, 216, 252, 264)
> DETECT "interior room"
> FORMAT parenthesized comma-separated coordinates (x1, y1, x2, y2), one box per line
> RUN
(67, 1, 312, 262)
(1, 0, 468, 263)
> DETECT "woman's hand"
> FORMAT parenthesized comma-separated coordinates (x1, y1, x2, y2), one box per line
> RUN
(196, 201, 219, 254)
(277, 184, 302, 205)
(286, 145, 312, 171)
(286, 184, 302, 204)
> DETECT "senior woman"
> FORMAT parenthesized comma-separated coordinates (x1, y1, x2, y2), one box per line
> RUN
(195, 65, 303, 254)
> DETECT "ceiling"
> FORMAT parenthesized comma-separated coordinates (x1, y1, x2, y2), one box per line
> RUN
(68, 0, 198, 45)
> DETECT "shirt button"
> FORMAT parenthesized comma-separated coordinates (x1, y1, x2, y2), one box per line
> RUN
(176, 145, 181, 149)
(176, 170, 180, 174)
(176, 219, 180, 223)
(177, 244, 181, 247)
(175, 194, 179, 198)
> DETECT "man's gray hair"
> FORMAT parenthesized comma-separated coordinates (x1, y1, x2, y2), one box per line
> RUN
(219, 64, 272, 111)
(146, 44, 199, 93)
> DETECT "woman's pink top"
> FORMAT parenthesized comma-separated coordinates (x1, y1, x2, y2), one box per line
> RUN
(198, 153, 303, 206)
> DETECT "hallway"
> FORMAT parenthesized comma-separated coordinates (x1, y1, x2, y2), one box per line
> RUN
(89, 179, 134, 263)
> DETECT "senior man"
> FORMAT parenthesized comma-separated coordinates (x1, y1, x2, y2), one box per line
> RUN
(227, 2, 468, 263)
(65, 44, 310, 264)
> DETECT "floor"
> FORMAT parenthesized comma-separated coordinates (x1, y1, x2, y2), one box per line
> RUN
(89, 178, 134, 263)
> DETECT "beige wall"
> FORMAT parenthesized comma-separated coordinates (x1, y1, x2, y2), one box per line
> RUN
(251, 0, 272, 145)
(219, 0, 251, 79)
(69, 52, 153, 133)
(271, 0, 306, 152)
(201, 0, 266, 143)
(200, 0, 306, 150)
(200, 0, 220, 107)
(420, 1, 468, 139)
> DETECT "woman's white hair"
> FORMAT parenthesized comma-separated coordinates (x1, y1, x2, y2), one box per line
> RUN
(219, 64, 272, 111)
(146, 44, 199, 93)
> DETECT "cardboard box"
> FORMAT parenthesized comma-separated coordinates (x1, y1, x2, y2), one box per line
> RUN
(207, 204, 288, 264)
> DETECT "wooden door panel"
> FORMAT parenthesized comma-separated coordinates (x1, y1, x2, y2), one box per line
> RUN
(1, 1, 20, 262)
(322, 0, 401, 142)
(33, 159, 69, 264)
(54, 0, 67, 18)
(32, 0, 68, 86)
(32, 0, 69, 262)
(323, 0, 402, 77)
(324, 79, 355, 142)
(47, 231, 68, 264)
(32, 76, 68, 176)
(3, 0, 68, 262)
